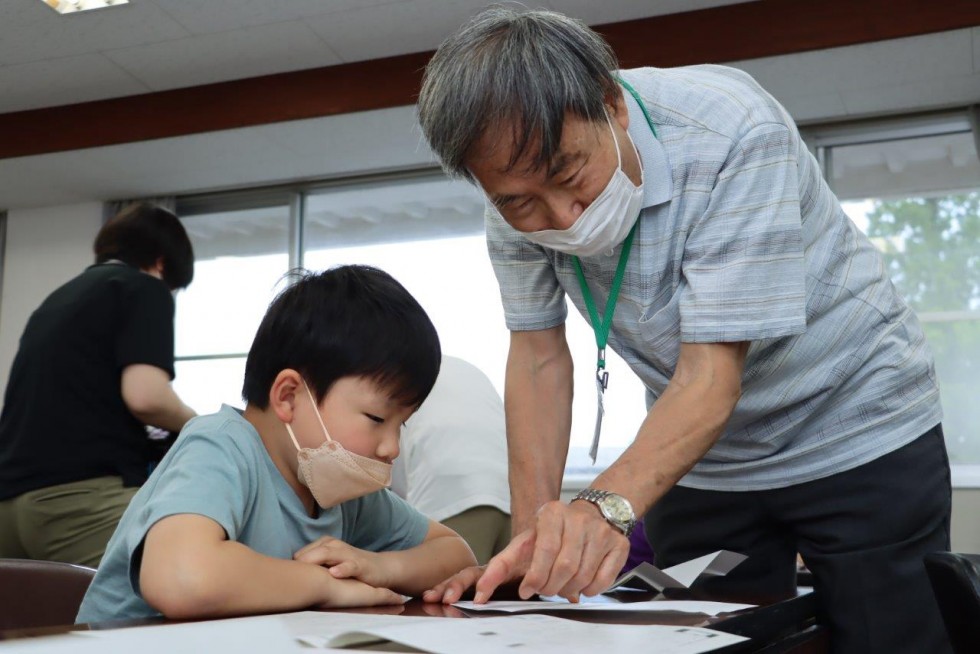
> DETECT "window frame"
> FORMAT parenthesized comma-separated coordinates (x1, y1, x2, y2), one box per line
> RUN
(803, 108, 980, 488)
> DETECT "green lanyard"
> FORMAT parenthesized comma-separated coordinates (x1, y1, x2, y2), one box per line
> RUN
(571, 77, 657, 390)
(572, 224, 637, 389)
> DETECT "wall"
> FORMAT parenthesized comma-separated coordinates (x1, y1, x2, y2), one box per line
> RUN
(0, 203, 103, 399)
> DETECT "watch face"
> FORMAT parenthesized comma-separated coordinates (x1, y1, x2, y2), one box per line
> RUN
(600, 495, 633, 523)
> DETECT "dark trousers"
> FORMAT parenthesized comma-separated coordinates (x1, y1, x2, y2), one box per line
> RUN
(644, 425, 952, 654)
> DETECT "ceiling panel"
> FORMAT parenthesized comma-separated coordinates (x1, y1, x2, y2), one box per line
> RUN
(840, 72, 980, 116)
(0, 0, 189, 66)
(0, 3, 975, 210)
(306, 0, 489, 63)
(735, 30, 972, 100)
(104, 20, 342, 90)
(546, 0, 744, 26)
(151, 0, 399, 35)
(0, 53, 148, 113)
(825, 30, 971, 91)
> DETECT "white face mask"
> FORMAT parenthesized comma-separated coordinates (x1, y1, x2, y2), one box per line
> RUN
(522, 113, 645, 257)
(283, 382, 392, 508)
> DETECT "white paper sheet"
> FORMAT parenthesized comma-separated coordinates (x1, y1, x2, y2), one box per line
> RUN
(297, 613, 747, 654)
(282, 612, 444, 649)
(608, 550, 748, 592)
(452, 599, 754, 616)
(0, 615, 301, 653)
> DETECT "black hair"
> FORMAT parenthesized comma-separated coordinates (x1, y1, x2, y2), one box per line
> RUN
(94, 203, 195, 290)
(242, 265, 442, 410)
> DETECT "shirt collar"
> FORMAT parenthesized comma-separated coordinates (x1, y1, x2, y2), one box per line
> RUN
(622, 84, 672, 209)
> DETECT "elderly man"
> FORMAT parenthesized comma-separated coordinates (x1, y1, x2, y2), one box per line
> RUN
(416, 8, 950, 654)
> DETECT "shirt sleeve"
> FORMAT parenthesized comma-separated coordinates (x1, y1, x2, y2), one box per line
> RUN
(115, 274, 176, 379)
(485, 205, 568, 331)
(679, 122, 807, 342)
(124, 429, 254, 592)
(342, 489, 430, 553)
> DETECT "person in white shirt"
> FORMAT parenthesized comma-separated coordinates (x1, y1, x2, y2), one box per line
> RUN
(391, 356, 511, 564)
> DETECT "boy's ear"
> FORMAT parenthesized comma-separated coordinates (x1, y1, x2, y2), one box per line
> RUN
(269, 369, 303, 424)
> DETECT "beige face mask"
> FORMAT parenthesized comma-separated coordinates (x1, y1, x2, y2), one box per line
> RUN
(283, 382, 392, 508)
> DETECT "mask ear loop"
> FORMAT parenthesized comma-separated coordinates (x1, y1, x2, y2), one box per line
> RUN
(284, 423, 303, 451)
(604, 111, 623, 170)
(606, 108, 645, 186)
(302, 382, 335, 443)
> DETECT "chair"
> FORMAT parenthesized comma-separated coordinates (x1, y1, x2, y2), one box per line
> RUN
(924, 552, 980, 654)
(0, 558, 97, 631)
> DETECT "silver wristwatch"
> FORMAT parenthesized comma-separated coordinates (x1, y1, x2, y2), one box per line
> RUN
(573, 488, 637, 537)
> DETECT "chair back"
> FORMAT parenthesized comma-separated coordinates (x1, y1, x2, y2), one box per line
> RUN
(924, 552, 980, 654)
(0, 558, 96, 631)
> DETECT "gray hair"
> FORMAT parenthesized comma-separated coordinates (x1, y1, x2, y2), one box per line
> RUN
(417, 6, 619, 181)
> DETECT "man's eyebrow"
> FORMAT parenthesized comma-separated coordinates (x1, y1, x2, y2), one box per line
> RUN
(546, 151, 586, 178)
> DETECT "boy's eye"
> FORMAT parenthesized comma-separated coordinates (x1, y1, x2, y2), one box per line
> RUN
(366, 414, 384, 424)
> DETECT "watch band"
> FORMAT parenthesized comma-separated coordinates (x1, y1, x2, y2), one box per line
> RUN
(572, 488, 637, 537)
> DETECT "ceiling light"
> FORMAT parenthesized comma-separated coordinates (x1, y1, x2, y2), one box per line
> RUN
(42, 0, 129, 14)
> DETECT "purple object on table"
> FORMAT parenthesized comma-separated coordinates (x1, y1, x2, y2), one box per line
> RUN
(621, 518, 655, 574)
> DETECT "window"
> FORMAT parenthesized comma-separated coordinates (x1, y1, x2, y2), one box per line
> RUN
(172, 194, 293, 414)
(806, 110, 980, 485)
(170, 172, 646, 481)
(170, 107, 980, 487)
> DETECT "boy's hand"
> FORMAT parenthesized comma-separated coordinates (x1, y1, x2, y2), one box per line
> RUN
(422, 565, 487, 604)
(295, 537, 392, 589)
(422, 528, 536, 604)
(317, 576, 405, 609)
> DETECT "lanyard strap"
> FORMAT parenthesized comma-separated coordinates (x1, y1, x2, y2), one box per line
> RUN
(572, 223, 637, 374)
(571, 77, 657, 379)
(618, 77, 658, 139)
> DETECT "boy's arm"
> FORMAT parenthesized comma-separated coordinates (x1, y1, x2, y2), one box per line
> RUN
(295, 520, 477, 597)
(140, 514, 403, 619)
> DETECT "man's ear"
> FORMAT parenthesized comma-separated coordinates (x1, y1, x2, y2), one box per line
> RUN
(606, 86, 630, 132)
(269, 369, 303, 424)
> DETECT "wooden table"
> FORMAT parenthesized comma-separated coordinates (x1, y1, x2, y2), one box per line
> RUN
(1, 587, 829, 653)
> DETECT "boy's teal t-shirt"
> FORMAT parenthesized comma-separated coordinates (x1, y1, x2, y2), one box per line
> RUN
(76, 405, 430, 623)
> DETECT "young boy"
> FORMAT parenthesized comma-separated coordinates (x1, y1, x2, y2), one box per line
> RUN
(77, 265, 477, 622)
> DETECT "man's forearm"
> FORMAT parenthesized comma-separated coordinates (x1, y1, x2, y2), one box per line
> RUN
(505, 329, 574, 534)
(591, 342, 747, 516)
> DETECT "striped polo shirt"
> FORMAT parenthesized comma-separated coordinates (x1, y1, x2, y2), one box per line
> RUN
(485, 65, 942, 491)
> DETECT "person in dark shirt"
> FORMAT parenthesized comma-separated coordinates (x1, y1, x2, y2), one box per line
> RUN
(0, 203, 197, 568)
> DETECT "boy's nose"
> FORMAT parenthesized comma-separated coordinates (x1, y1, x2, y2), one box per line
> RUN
(377, 434, 399, 463)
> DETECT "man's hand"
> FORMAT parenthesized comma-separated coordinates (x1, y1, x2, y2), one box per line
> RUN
(422, 501, 629, 605)
(510, 500, 628, 602)
(295, 536, 391, 589)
